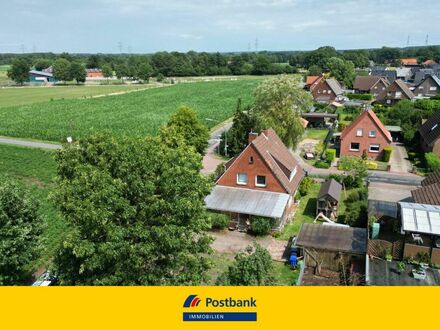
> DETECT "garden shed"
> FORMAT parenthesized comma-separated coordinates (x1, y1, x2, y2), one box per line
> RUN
(316, 179, 342, 219)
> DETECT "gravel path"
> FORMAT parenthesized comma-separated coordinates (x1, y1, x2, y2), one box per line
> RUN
(0, 136, 61, 150)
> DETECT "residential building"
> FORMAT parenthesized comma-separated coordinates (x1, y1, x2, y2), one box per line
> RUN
(29, 70, 57, 84)
(316, 179, 342, 219)
(420, 109, 440, 156)
(205, 129, 304, 230)
(305, 75, 321, 90)
(401, 58, 419, 67)
(340, 108, 392, 160)
(421, 169, 440, 187)
(353, 75, 390, 98)
(413, 75, 440, 97)
(375, 79, 415, 105)
(411, 183, 440, 205)
(370, 67, 397, 84)
(311, 78, 343, 103)
(423, 59, 437, 67)
(395, 67, 413, 81)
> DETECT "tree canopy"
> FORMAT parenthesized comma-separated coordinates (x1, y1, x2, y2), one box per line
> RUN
(326, 57, 356, 87)
(51, 133, 213, 285)
(7, 59, 30, 85)
(0, 179, 42, 285)
(53, 58, 72, 81)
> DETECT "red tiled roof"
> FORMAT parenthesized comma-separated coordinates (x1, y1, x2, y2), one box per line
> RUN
(401, 58, 418, 66)
(341, 109, 392, 142)
(306, 76, 320, 86)
(412, 182, 440, 205)
(423, 59, 436, 66)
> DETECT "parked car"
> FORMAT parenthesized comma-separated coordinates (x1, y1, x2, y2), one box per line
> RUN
(32, 271, 57, 286)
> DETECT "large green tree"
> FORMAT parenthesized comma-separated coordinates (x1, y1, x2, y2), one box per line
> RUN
(159, 106, 209, 155)
(69, 62, 87, 84)
(7, 59, 30, 85)
(138, 61, 153, 83)
(0, 179, 42, 285)
(53, 58, 72, 82)
(52, 134, 213, 285)
(326, 57, 355, 87)
(253, 75, 313, 148)
(216, 244, 275, 285)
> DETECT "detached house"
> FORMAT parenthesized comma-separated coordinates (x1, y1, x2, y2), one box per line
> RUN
(413, 75, 440, 97)
(420, 109, 440, 157)
(311, 78, 343, 104)
(375, 79, 415, 105)
(205, 129, 304, 230)
(401, 58, 419, 67)
(353, 75, 390, 98)
(305, 75, 322, 90)
(340, 108, 392, 160)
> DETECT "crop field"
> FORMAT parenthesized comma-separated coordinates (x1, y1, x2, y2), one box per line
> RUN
(0, 144, 66, 267)
(0, 79, 259, 142)
(0, 84, 151, 108)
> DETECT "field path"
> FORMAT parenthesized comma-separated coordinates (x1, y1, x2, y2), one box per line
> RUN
(0, 136, 61, 150)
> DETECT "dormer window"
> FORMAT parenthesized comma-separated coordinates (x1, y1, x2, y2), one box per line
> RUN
(289, 166, 298, 181)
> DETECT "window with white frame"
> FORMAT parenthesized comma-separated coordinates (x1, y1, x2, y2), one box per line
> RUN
(237, 173, 248, 185)
(356, 128, 363, 137)
(369, 130, 376, 137)
(255, 175, 266, 187)
(430, 86, 437, 91)
(350, 142, 360, 151)
(369, 144, 380, 152)
(395, 91, 402, 98)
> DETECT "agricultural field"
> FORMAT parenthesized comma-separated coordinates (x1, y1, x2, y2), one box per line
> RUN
(0, 84, 150, 108)
(0, 144, 65, 268)
(0, 79, 259, 142)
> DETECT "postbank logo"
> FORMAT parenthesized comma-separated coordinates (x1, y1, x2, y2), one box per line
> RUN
(182, 294, 257, 322)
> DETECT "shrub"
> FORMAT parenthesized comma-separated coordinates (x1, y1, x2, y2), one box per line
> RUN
(382, 146, 393, 162)
(156, 73, 165, 82)
(326, 148, 336, 162)
(346, 93, 373, 101)
(407, 152, 416, 161)
(366, 161, 378, 170)
(298, 176, 315, 197)
(426, 152, 440, 171)
(250, 216, 275, 236)
(338, 122, 347, 132)
(344, 200, 368, 226)
(314, 160, 330, 169)
(208, 212, 230, 230)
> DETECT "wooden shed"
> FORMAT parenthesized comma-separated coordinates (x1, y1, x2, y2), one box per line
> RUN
(316, 179, 342, 219)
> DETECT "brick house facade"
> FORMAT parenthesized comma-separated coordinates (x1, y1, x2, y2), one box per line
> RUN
(375, 79, 414, 105)
(413, 75, 440, 97)
(340, 109, 392, 160)
(311, 78, 343, 103)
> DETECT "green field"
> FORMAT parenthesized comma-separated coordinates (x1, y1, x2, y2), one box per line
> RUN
(0, 144, 66, 268)
(0, 84, 152, 108)
(0, 79, 259, 141)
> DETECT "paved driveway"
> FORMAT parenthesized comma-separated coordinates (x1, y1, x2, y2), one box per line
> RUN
(389, 143, 412, 173)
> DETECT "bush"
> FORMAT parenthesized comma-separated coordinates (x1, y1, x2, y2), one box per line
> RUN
(250, 216, 275, 236)
(314, 160, 330, 169)
(407, 152, 416, 161)
(426, 152, 440, 171)
(366, 161, 378, 170)
(208, 212, 230, 230)
(344, 200, 368, 226)
(338, 122, 347, 132)
(326, 149, 336, 162)
(156, 73, 165, 82)
(298, 177, 315, 197)
(383, 146, 393, 162)
(346, 93, 373, 101)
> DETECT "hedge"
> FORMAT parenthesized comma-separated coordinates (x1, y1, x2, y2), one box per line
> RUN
(315, 160, 330, 169)
(383, 146, 393, 162)
(426, 152, 440, 171)
(347, 93, 373, 101)
(366, 161, 378, 170)
(250, 216, 275, 236)
(326, 148, 336, 162)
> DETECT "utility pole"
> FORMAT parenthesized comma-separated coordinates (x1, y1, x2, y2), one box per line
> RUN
(255, 37, 259, 53)
(406, 34, 410, 47)
(117, 41, 123, 53)
(425, 34, 429, 46)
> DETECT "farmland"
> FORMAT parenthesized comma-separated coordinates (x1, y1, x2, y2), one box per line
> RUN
(0, 79, 259, 141)
(0, 84, 151, 108)
(0, 144, 65, 267)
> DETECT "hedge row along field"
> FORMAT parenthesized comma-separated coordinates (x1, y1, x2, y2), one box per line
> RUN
(0, 79, 259, 142)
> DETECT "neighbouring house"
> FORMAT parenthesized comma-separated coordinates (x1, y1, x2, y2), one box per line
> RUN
(295, 223, 367, 273)
(340, 108, 392, 160)
(305, 75, 322, 90)
(419, 109, 440, 156)
(316, 179, 342, 219)
(370, 67, 397, 84)
(353, 75, 390, 98)
(395, 67, 414, 81)
(311, 78, 343, 104)
(423, 59, 437, 67)
(204, 129, 305, 230)
(411, 169, 440, 205)
(398, 202, 440, 266)
(413, 69, 435, 86)
(421, 169, 440, 187)
(401, 58, 419, 67)
(413, 75, 440, 97)
(375, 79, 415, 105)
(29, 70, 57, 84)
(86, 68, 104, 79)
(300, 112, 338, 128)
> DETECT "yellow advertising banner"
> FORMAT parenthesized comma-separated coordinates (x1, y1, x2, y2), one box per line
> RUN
(0, 287, 438, 329)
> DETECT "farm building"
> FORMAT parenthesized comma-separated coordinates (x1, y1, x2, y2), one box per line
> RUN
(86, 68, 104, 79)
(316, 179, 342, 219)
(29, 70, 56, 84)
(296, 223, 367, 273)
(205, 129, 304, 231)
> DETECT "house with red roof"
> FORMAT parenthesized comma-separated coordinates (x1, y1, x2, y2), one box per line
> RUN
(401, 58, 419, 67)
(305, 75, 322, 90)
(205, 129, 304, 230)
(340, 109, 392, 160)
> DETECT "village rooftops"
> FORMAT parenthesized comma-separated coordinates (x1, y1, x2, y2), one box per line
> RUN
(204, 186, 290, 219)
(296, 223, 367, 255)
(411, 182, 440, 205)
(353, 75, 389, 92)
(399, 202, 440, 236)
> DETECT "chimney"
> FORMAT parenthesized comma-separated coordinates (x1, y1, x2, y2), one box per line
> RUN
(248, 132, 258, 144)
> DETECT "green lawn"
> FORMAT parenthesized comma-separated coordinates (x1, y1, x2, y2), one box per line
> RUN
(0, 84, 150, 108)
(0, 144, 66, 269)
(304, 129, 329, 141)
(278, 183, 321, 240)
(0, 79, 259, 141)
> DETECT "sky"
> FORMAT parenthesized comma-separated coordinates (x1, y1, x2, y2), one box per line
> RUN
(1, 0, 439, 53)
